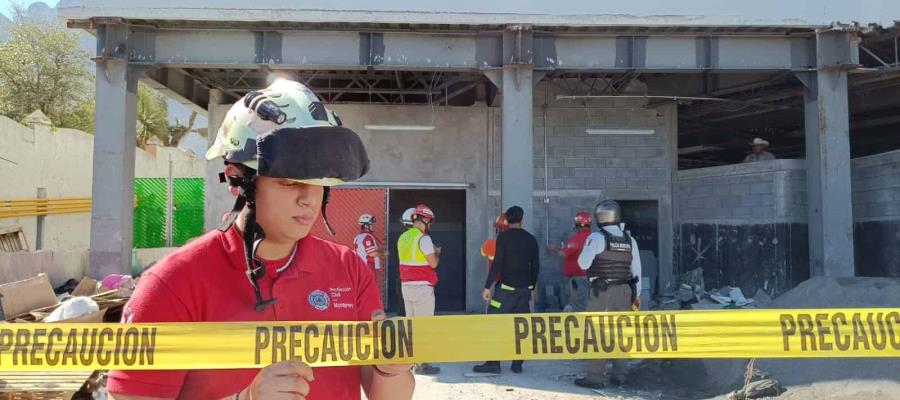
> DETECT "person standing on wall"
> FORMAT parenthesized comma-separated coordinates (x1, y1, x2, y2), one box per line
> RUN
(473, 206, 539, 374)
(574, 200, 642, 389)
(547, 211, 592, 312)
(396, 204, 441, 375)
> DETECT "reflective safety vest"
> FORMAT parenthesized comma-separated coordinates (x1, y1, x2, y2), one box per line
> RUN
(398, 228, 438, 286)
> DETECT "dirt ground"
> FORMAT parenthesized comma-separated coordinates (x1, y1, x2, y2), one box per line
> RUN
(408, 360, 900, 400)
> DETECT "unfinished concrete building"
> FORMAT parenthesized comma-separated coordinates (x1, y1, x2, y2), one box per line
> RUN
(61, 1, 900, 312)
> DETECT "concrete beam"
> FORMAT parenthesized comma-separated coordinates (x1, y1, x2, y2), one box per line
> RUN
(798, 30, 856, 278)
(88, 61, 138, 278)
(135, 28, 825, 72)
(142, 68, 210, 116)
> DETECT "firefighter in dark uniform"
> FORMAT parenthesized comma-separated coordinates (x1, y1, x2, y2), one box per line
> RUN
(574, 200, 642, 389)
(472, 205, 539, 374)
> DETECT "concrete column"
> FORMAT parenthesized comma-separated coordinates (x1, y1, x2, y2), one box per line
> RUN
(801, 69, 854, 277)
(501, 66, 534, 231)
(89, 62, 138, 278)
(204, 89, 229, 231)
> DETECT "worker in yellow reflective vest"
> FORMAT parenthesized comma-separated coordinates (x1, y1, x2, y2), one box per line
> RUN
(397, 204, 441, 375)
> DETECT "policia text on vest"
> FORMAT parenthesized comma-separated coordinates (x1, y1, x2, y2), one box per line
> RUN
(1, 309, 898, 371)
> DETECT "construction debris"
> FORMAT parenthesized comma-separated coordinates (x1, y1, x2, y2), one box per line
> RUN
(728, 379, 785, 399)
(1, 274, 129, 323)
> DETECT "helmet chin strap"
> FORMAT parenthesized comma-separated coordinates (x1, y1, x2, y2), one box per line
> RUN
(219, 169, 277, 312)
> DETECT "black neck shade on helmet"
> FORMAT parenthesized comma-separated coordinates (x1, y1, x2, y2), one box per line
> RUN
(217, 126, 369, 311)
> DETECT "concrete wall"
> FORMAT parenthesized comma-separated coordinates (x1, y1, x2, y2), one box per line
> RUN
(851, 149, 900, 278)
(674, 160, 810, 297)
(489, 80, 678, 308)
(0, 115, 205, 253)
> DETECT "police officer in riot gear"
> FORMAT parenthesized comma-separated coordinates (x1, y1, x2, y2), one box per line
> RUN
(573, 200, 642, 389)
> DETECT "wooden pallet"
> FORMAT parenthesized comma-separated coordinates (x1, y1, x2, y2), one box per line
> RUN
(0, 370, 96, 400)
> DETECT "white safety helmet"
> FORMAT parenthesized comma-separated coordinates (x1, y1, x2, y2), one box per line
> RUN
(401, 208, 415, 227)
(359, 213, 376, 226)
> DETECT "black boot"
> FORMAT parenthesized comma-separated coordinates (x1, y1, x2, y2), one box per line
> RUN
(472, 362, 501, 374)
(510, 361, 523, 373)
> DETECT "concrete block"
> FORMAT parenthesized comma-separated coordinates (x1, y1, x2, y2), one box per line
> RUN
(741, 194, 762, 207)
(548, 178, 565, 189)
(750, 182, 773, 195)
(573, 148, 594, 157)
(616, 169, 639, 178)
(643, 158, 667, 167)
(534, 178, 545, 189)
(733, 207, 753, 218)
(594, 168, 617, 178)
(584, 136, 606, 146)
(729, 184, 750, 196)
(606, 159, 628, 168)
(752, 206, 775, 218)
(605, 137, 628, 147)
(565, 158, 585, 168)
(547, 158, 565, 167)
(551, 167, 571, 178)
(565, 177, 587, 188)
(635, 147, 661, 158)
(616, 147, 637, 158)
(595, 147, 617, 157)
(606, 178, 627, 189)
(626, 137, 645, 147)
(645, 178, 667, 188)
(573, 168, 594, 178)
(564, 137, 586, 147)
(585, 177, 605, 188)
(627, 179, 648, 189)
(694, 185, 714, 196)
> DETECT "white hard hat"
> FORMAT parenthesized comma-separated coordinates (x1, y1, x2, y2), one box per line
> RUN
(750, 138, 770, 147)
(401, 208, 415, 226)
(359, 213, 376, 226)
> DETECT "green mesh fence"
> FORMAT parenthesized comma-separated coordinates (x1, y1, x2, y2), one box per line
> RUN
(133, 178, 205, 248)
(171, 178, 205, 246)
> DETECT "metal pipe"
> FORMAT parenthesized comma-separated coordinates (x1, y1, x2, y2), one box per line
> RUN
(542, 104, 550, 247)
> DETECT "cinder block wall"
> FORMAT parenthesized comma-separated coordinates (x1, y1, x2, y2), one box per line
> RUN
(674, 159, 809, 297)
(851, 149, 900, 278)
(489, 79, 678, 309)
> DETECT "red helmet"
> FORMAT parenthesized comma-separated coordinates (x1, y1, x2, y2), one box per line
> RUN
(574, 211, 592, 227)
(412, 204, 435, 221)
(494, 213, 509, 232)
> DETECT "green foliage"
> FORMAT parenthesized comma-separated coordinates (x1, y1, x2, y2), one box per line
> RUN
(0, 7, 92, 131)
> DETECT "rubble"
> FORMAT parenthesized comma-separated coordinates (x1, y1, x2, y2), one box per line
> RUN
(728, 379, 785, 399)
(1, 273, 130, 323)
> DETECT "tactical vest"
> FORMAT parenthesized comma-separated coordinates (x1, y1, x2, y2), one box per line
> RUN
(587, 229, 634, 281)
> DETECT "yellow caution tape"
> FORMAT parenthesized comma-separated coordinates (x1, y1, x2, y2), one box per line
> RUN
(1, 308, 898, 371)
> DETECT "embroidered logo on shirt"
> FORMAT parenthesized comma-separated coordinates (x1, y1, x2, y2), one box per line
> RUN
(308, 290, 330, 311)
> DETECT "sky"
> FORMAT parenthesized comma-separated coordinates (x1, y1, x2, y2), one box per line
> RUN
(0, 0, 56, 18)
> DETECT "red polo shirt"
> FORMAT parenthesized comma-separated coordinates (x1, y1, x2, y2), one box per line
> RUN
(562, 229, 592, 277)
(107, 225, 383, 400)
